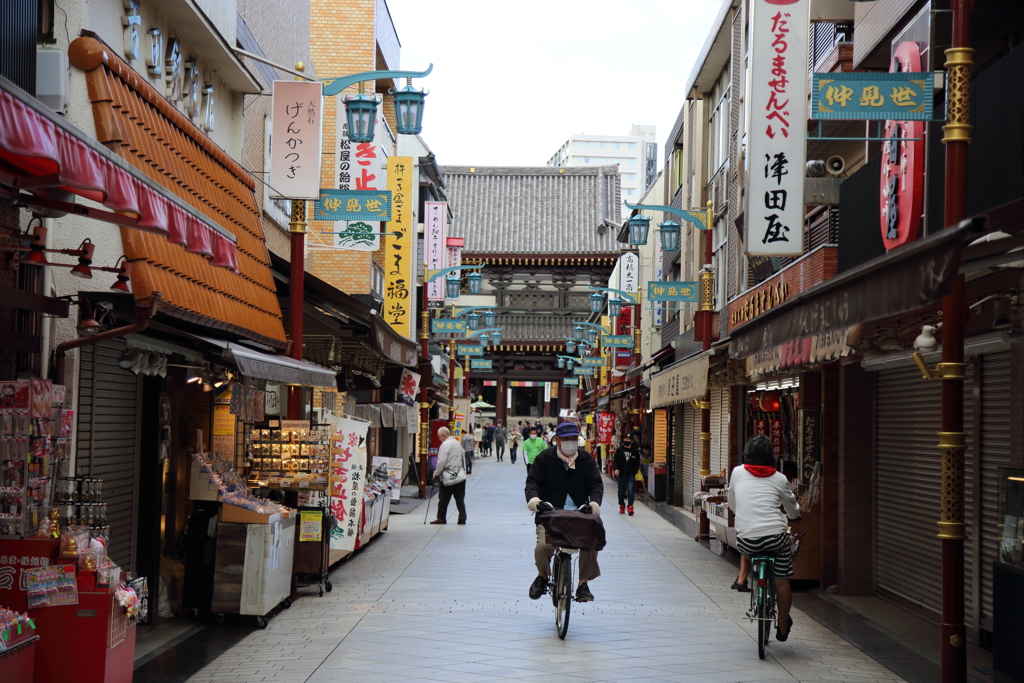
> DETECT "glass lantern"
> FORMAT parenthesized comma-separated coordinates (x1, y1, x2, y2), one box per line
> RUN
(659, 219, 682, 252)
(491, 330, 502, 346)
(466, 311, 480, 330)
(557, 357, 566, 369)
(445, 275, 461, 299)
(482, 310, 496, 327)
(566, 359, 574, 370)
(466, 271, 483, 294)
(627, 213, 651, 246)
(608, 297, 622, 318)
(478, 333, 489, 347)
(389, 79, 427, 135)
(586, 328, 599, 346)
(343, 94, 378, 143)
(573, 324, 584, 339)
(566, 340, 576, 354)
(589, 292, 604, 314)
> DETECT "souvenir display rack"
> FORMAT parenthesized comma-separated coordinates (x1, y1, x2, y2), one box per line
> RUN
(244, 420, 331, 492)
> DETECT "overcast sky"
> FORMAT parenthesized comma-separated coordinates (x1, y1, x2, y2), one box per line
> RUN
(386, 0, 723, 168)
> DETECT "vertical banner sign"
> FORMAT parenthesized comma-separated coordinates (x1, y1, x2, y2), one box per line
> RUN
(596, 412, 615, 444)
(746, 0, 809, 257)
(384, 157, 414, 339)
(329, 416, 369, 553)
(769, 418, 784, 456)
(333, 107, 388, 251)
(270, 81, 323, 200)
(618, 252, 639, 297)
(617, 251, 639, 367)
(425, 202, 448, 302)
(754, 419, 767, 436)
(544, 382, 551, 403)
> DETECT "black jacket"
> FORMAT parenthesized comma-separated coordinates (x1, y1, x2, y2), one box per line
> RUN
(612, 444, 642, 477)
(525, 447, 604, 509)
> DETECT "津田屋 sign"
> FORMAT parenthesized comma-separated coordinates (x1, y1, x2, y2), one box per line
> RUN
(746, 0, 809, 257)
(650, 353, 710, 409)
(314, 189, 391, 222)
(270, 80, 323, 200)
(648, 281, 699, 302)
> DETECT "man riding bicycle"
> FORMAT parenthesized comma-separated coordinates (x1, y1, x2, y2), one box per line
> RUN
(727, 434, 801, 642)
(525, 422, 603, 602)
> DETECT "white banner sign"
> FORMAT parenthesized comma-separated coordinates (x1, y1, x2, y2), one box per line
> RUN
(650, 353, 710, 409)
(746, 0, 809, 257)
(332, 106, 389, 251)
(270, 81, 323, 200)
(328, 415, 369, 553)
(618, 252, 639, 295)
(425, 202, 448, 301)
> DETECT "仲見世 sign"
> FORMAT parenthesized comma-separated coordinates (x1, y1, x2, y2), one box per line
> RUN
(746, 0, 809, 257)
(314, 189, 391, 222)
(456, 343, 484, 356)
(602, 335, 633, 348)
(573, 367, 595, 376)
(470, 359, 492, 370)
(563, 378, 579, 387)
(811, 72, 936, 121)
(580, 357, 604, 367)
(648, 281, 699, 302)
(431, 319, 468, 334)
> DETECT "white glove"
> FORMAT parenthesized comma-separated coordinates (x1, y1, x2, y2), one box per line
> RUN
(527, 497, 541, 512)
(588, 501, 601, 516)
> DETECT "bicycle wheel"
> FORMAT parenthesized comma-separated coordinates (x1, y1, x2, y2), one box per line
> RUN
(555, 553, 572, 639)
(550, 555, 560, 607)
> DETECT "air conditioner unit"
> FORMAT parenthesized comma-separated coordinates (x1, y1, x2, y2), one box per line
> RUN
(36, 49, 69, 113)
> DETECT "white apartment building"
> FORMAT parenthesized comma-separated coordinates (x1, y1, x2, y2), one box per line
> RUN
(546, 124, 658, 216)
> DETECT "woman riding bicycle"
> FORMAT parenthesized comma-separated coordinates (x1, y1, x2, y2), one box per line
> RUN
(727, 434, 801, 642)
(525, 421, 603, 603)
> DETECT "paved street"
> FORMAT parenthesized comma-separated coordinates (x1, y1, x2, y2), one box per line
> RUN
(138, 458, 907, 683)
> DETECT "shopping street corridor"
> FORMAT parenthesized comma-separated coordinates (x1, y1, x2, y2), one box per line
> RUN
(134, 457, 908, 683)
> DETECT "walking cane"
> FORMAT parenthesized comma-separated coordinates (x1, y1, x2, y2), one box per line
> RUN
(423, 479, 435, 525)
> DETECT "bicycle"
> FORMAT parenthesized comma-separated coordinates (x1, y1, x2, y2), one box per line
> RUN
(536, 502, 592, 640)
(746, 525, 805, 659)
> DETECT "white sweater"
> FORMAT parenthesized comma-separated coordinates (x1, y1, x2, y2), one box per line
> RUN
(726, 465, 800, 539)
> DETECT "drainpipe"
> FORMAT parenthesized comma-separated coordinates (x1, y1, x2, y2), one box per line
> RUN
(39, 217, 54, 378)
(55, 292, 162, 381)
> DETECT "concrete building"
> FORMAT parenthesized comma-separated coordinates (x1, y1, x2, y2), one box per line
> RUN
(545, 125, 657, 215)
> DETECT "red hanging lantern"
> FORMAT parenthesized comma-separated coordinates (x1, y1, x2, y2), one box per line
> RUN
(759, 391, 781, 413)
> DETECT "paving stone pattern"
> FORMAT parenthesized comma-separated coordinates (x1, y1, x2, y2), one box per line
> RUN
(178, 458, 908, 683)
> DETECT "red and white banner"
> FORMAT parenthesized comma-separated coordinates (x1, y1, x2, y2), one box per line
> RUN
(425, 202, 448, 301)
(597, 412, 615, 444)
(328, 415, 369, 553)
(746, 0, 809, 257)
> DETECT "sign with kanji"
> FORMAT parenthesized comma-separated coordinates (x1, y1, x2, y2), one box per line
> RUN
(602, 335, 633, 348)
(580, 357, 604, 367)
(647, 281, 699, 302)
(770, 418, 784, 456)
(383, 157, 414, 339)
(269, 80, 323, 200)
(596, 412, 615, 444)
(470, 359, 492, 370)
(618, 252, 639, 296)
(333, 106, 389, 251)
(314, 189, 391, 221)
(563, 378, 579, 387)
(425, 202, 448, 302)
(812, 72, 936, 121)
(746, 0, 809, 257)
(573, 367, 595, 376)
(431, 319, 467, 334)
(328, 414, 369, 553)
(457, 343, 484, 356)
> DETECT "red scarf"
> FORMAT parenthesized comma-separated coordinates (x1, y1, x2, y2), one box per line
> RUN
(744, 464, 777, 478)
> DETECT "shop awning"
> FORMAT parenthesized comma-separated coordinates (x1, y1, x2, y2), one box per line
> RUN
(649, 351, 710, 409)
(626, 345, 676, 380)
(729, 221, 981, 359)
(198, 337, 337, 387)
(0, 75, 237, 269)
(367, 315, 420, 367)
(67, 37, 287, 348)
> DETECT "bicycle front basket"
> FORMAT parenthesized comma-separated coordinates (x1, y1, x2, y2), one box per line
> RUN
(538, 509, 606, 551)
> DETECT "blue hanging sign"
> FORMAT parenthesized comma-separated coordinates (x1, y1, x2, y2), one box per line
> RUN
(470, 359, 492, 370)
(314, 189, 392, 221)
(580, 357, 604, 367)
(431, 319, 468, 334)
(602, 335, 633, 348)
(457, 343, 484, 356)
(563, 378, 579, 386)
(648, 281, 699, 302)
(573, 367, 595, 376)
(811, 72, 938, 121)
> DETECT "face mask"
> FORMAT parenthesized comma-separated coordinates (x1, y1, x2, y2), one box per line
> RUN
(530, 435, 538, 440)
(558, 441, 578, 456)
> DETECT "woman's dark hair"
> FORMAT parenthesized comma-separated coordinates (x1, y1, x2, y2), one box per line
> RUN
(743, 435, 776, 467)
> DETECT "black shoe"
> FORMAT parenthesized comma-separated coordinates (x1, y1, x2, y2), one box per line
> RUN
(529, 575, 548, 600)
(457, 520, 466, 525)
(776, 615, 793, 642)
(731, 579, 751, 593)
(576, 583, 594, 602)
(429, 519, 446, 525)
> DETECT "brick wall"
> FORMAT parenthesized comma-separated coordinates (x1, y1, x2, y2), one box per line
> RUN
(819, 362, 840, 589)
(837, 361, 875, 595)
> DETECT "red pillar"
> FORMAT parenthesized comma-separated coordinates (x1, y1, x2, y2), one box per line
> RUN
(287, 203, 306, 420)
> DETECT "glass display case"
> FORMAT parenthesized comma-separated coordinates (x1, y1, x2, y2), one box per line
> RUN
(998, 467, 1024, 568)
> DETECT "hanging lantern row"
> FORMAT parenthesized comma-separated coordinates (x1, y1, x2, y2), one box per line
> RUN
(345, 79, 428, 143)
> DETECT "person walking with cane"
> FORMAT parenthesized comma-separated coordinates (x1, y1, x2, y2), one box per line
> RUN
(431, 427, 468, 525)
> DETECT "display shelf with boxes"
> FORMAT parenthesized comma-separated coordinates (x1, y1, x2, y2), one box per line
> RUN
(244, 420, 330, 493)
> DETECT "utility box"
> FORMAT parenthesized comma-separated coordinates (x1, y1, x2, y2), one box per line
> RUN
(35, 49, 68, 112)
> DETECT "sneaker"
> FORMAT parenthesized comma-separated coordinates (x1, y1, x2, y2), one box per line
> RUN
(627, 505, 635, 516)
(619, 505, 625, 514)
(575, 584, 594, 602)
(429, 519, 446, 525)
(529, 575, 548, 600)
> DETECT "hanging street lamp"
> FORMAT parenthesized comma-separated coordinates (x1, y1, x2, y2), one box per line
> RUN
(659, 219, 682, 252)
(627, 213, 651, 246)
(590, 292, 604, 314)
(608, 297, 622, 318)
(573, 324, 584, 339)
(343, 89, 378, 143)
(566, 339, 577, 354)
(478, 332, 490, 347)
(466, 310, 480, 330)
(445, 275, 461, 299)
(390, 77, 427, 135)
(586, 328, 599, 346)
(491, 329, 502, 346)
(466, 271, 483, 294)
(482, 309, 496, 327)
(566, 359, 574, 370)
(557, 357, 566, 369)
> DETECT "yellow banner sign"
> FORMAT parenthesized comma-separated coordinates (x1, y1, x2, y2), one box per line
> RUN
(384, 157, 415, 339)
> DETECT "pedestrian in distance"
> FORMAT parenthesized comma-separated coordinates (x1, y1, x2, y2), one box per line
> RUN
(473, 423, 483, 457)
(509, 429, 520, 464)
(460, 429, 475, 475)
(483, 422, 495, 457)
(612, 432, 642, 515)
(494, 420, 507, 462)
(525, 421, 604, 602)
(522, 426, 546, 476)
(431, 427, 467, 525)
